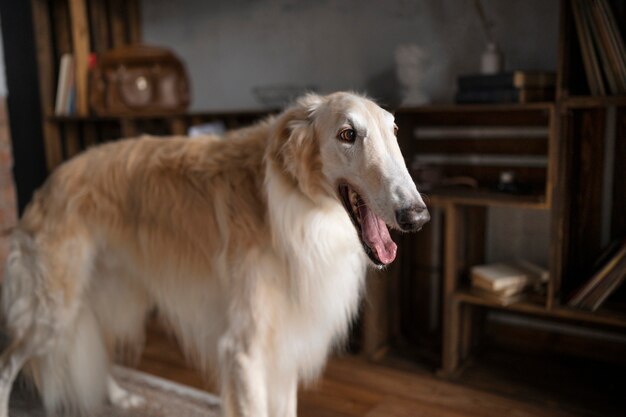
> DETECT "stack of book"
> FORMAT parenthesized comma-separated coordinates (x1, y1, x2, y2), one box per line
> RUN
(54, 53, 76, 116)
(455, 71, 556, 104)
(470, 261, 549, 306)
(572, 0, 626, 96)
(568, 238, 626, 311)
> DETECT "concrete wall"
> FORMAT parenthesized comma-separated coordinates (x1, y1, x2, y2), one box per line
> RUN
(141, 0, 559, 111)
(142, 0, 555, 266)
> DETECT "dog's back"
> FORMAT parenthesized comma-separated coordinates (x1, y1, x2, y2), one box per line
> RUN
(0, 132, 274, 415)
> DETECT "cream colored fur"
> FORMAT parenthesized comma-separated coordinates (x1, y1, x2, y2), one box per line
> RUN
(0, 92, 424, 417)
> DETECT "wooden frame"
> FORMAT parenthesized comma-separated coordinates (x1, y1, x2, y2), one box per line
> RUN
(436, 0, 626, 377)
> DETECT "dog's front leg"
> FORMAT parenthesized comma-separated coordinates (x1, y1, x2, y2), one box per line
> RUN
(267, 369, 297, 417)
(218, 336, 268, 417)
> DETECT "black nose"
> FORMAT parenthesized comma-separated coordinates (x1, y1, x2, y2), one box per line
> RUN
(395, 205, 430, 232)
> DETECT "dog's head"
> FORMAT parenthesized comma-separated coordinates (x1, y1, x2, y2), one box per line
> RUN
(270, 92, 429, 266)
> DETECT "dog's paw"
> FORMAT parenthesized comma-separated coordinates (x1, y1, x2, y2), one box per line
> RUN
(113, 391, 146, 409)
(108, 378, 146, 409)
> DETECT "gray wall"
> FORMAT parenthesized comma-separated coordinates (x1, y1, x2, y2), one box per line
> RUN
(487, 208, 550, 266)
(141, 0, 555, 266)
(142, 0, 559, 111)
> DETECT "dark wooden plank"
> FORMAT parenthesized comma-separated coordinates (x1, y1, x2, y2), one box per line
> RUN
(64, 122, 81, 157)
(53, 0, 72, 57)
(562, 95, 626, 108)
(427, 189, 547, 209)
(168, 117, 187, 136)
(31, 0, 64, 171)
(556, 0, 571, 99)
(361, 268, 390, 361)
(88, 0, 111, 54)
(396, 106, 552, 127)
(108, 0, 127, 47)
(394, 209, 443, 350)
(441, 203, 462, 376)
(613, 107, 626, 239)
(414, 138, 548, 155)
(82, 122, 98, 148)
(549, 107, 573, 305)
(567, 108, 606, 289)
(127, 0, 142, 44)
(120, 119, 138, 137)
(546, 106, 560, 308)
(415, 165, 547, 193)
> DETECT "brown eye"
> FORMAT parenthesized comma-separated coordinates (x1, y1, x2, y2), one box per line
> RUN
(338, 128, 357, 143)
(393, 124, 398, 136)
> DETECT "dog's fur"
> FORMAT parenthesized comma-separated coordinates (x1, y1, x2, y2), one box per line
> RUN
(0, 92, 426, 417)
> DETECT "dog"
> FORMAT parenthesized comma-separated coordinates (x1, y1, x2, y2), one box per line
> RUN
(0, 92, 429, 417)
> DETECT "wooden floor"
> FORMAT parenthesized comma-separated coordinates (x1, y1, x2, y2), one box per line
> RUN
(134, 323, 620, 417)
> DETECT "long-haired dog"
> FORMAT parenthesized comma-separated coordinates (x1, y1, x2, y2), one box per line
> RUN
(0, 92, 428, 417)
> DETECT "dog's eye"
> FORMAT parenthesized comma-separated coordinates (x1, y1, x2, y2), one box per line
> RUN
(338, 128, 357, 143)
(393, 124, 398, 136)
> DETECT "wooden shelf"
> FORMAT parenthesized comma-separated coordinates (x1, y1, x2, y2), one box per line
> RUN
(454, 289, 548, 316)
(426, 189, 548, 209)
(561, 95, 626, 108)
(397, 102, 555, 114)
(455, 289, 626, 328)
(47, 108, 273, 122)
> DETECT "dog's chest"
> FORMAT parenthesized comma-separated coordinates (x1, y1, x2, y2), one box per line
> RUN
(267, 194, 367, 379)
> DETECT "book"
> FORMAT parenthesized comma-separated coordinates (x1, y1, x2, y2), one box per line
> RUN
(579, 255, 626, 311)
(601, 0, 626, 88)
(54, 54, 74, 115)
(471, 263, 531, 292)
(584, 0, 620, 94)
(592, 0, 626, 93)
(455, 88, 555, 104)
(572, 0, 606, 95)
(471, 261, 547, 295)
(568, 239, 626, 308)
(457, 71, 556, 91)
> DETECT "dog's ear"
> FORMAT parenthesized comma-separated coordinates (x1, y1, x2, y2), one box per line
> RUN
(295, 93, 324, 119)
(268, 94, 325, 199)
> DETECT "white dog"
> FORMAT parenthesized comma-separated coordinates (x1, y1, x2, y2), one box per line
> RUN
(0, 92, 428, 417)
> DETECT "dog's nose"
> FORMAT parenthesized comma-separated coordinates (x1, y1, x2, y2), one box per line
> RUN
(395, 205, 430, 232)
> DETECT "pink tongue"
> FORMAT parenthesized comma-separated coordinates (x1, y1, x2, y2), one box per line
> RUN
(357, 202, 397, 265)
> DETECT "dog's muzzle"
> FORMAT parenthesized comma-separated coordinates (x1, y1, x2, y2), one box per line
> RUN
(395, 205, 430, 232)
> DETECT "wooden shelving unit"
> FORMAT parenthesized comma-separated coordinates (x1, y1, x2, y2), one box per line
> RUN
(30, 0, 272, 170)
(425, 0, 626, 377)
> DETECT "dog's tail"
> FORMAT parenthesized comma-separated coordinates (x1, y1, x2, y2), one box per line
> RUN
(1, 228, 109, 416)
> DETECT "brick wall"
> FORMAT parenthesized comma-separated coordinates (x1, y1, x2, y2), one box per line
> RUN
(0, 99, 18, 280)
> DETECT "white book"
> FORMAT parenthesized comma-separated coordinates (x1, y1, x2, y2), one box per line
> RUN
(471, 263, 530, 292)
(54, 54, 74, 116)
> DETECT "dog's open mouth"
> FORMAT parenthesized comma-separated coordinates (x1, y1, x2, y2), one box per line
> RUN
(338, 184, 397, 266)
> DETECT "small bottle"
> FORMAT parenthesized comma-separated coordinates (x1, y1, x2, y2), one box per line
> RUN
(481, 42, 504, 75)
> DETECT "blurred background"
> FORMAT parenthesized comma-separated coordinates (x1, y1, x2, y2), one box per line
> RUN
(0, 1, 624, 416)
